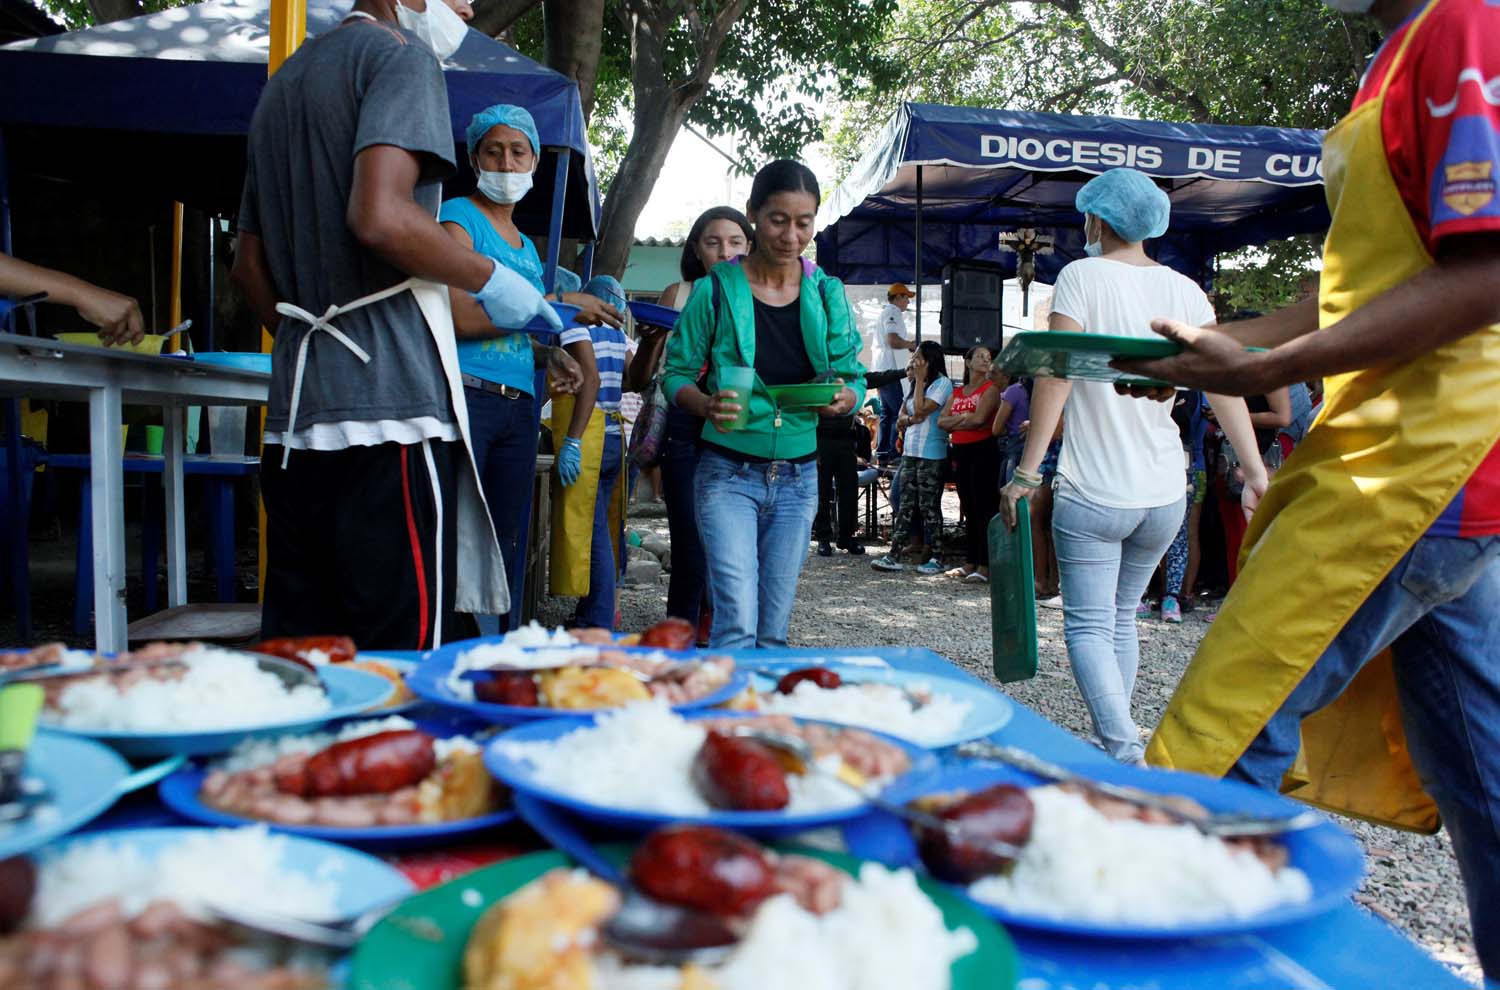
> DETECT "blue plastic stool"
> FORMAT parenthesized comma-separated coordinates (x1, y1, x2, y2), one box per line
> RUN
(50, 454, 258, 634)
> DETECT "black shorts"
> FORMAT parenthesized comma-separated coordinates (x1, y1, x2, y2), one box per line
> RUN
(260, 439, 464, 650)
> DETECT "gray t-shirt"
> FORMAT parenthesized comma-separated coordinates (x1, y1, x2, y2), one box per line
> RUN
(239, 17, 458, 433)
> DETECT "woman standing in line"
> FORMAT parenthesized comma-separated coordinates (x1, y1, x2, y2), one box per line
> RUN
(1000, 168, 1265, 765)
(871, 340, 954, 576)
(937, 345, 1001, 581)
(662, 161, 865, 648)
(624, 208, 751, 640)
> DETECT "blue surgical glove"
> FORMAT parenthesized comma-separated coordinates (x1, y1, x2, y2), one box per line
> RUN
(473, 260, 563, 333)
(558, 436, 583, 487)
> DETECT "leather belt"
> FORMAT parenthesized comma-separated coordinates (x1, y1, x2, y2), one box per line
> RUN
(462, 374, 529, 399)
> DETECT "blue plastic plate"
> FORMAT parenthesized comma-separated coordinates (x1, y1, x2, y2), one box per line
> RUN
(408, 641, 748, 725)
(626, 300, 679, 331)
(484, 711, 936, 837)
(748, 662, 1013, 749)
(842, 762, 1365, 939)
(192, 351, 272, 374)
(0, 732, 183, 859)
(352, 655, 423, 715)
(37, 826, 414, 920)
(38, 664, 396, 759)
(510, 301, 582, 334)
(158, 767, 515, 849)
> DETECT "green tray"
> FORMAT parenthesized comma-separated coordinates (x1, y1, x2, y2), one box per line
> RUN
(767, 381, 844, 408)
(349, 846, 1019, 990)
(989, 501, 1038, 683)
(998, 331, 1179, 387)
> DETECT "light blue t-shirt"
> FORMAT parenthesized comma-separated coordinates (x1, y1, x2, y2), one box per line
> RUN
(903, 377, 954, 460)
(441, 196, 544, 393)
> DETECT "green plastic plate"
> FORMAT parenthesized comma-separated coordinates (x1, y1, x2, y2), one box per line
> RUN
(767, 382, 844, 408)
(989, 502, 1038, 683)
(348, 846, 1019, 990)
(998, 331, 1179, 386)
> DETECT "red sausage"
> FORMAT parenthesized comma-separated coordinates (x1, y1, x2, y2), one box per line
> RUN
(914, 784, 1035, 883)
(629, 825, 776, 918)
(253, 635, 358, 668)
(775, 667, 843, 694)
(473, 672, 539, 707)
(638, 618, 696, 651)
(691, 731, 789, 811)
(275, 730, 435, 797)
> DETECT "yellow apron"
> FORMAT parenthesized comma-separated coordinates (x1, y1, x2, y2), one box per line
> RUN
(547, 395, 628, 599)
(1147, 0, 1500, 831)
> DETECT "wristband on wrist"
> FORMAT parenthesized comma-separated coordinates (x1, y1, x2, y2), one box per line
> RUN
(1011, 467, 1043, 490)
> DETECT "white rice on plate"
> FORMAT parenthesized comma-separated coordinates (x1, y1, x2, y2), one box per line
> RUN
(593, 863, 977, 990)
(760, 680, 972, 745)
(214, 715, 477, 772)
(967, 785, 1313, 925)
(444, 624, 588, 701)
(493, 701, 861, 815)
(47, 649, 330, 732)
(32, 826, 343, 925)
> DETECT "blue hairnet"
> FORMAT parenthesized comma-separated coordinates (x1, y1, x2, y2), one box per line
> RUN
(1075, 168, 1171, 243)
(553, 267, 582, 295)
(465, 104, 540, 161)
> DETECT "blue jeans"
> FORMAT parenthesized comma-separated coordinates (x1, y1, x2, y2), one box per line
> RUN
(877, 381, 904, 459)
(1052, 481, 1184, 763)
(574, 432, 624, 629)
(661, 406, 708, 620)
(1230, 533, 1500, 980)
(465, 387, 539, 633)
(694, 448, 818, 649)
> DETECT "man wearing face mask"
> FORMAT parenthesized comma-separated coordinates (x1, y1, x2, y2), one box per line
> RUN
(233, 0, 562, 649)
(1120, 0, 1500, 977)
(440, 103, 622, 632)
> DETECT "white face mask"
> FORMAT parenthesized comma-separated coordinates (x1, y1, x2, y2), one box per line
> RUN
(1084, 217, 1104, 257)
(1320, 0, 1375, 11)
(476, 169, 533, 205)
(395, 0, 469, 60)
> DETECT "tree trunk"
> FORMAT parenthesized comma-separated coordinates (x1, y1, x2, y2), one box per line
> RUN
(593, 93, 689, 277)
(87, 0, 144, 24)
(543, 0, 605, 122)
(469, 0, 541, 39)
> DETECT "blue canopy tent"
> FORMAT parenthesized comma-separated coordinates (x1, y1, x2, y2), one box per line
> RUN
(0, 0, 600, 290)
(815, 103, 1330, 338)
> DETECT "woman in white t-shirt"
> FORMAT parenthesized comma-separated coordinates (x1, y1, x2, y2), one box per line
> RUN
(999, 168, 1267, 765)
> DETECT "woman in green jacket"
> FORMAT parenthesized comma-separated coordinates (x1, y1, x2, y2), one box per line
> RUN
(662, 160, 866, 648)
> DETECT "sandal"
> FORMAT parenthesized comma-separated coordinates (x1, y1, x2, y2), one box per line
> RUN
(945, 566, 973, 579)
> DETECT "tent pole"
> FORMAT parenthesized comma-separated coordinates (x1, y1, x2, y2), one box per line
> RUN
(169, 202, 184, 347)
(914, 164, 923, 343)
(543, 148, 572, 293)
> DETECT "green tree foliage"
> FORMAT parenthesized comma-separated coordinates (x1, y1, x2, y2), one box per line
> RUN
(825, 0, 1381, 307)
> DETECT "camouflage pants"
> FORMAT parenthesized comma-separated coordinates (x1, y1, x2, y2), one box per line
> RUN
(893, 455, 944, 551)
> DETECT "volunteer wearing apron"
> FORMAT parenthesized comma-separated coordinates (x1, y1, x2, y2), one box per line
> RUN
(232, 0, 556, 649)
(1122, 0, 1500, 976)
(441, 104, 616, 633)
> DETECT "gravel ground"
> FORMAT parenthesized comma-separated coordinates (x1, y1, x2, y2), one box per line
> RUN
(537, 491, 1486, 988)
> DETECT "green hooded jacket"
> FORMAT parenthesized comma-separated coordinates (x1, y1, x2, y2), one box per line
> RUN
(662, 259, 867, 462)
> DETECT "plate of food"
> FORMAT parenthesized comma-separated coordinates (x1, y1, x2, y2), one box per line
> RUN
(842, 761, 1364, 939)
(0, 731, 183, 860)
(348, 825, 1016, 990)
(484, 704, 934, 836)
(157, 716, 514, 847)
(744, 663, 1012, 748)
(251, 635, 420, 712)
(33, 642, 395, 758)
(3, 825, 415, 989)
(408, 634, 747, 725)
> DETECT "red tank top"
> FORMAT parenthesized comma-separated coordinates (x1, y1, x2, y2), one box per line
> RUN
(948, 380, 996, 446)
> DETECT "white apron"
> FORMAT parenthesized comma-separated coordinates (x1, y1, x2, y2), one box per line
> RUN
(274, 277, 510, 643)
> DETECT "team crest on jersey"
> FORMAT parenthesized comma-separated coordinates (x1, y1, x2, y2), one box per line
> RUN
(1442, 161, 1496, 216)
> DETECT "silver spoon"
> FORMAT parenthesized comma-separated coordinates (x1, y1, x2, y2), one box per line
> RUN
(205, 894, 408, 950)
(954, 741, 1322, 838)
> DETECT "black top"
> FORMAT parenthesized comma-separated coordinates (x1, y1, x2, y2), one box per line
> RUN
(1247, 393, 1275, 454)
(752, 297, 815, 386)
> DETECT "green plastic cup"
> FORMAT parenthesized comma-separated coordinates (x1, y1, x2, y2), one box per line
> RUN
(144, 425, 165, 455)
(716, 366, 755, 431)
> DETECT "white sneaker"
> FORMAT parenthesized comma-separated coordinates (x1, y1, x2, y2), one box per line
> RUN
(1038, 594, 1064, 610)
